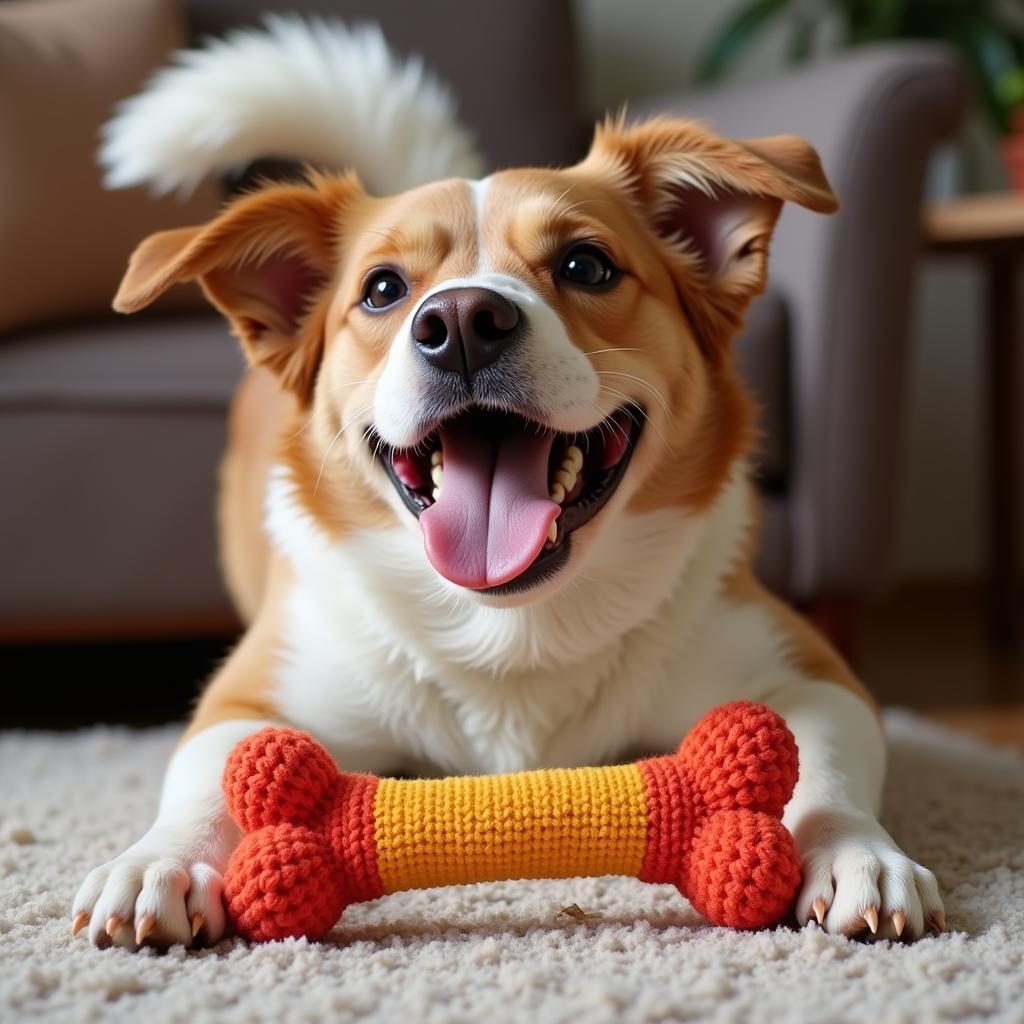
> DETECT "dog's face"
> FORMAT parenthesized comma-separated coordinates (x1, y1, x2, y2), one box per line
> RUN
(116, 119, 835, 604)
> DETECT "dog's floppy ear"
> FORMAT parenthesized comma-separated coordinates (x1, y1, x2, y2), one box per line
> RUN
(114, 172, 363, 400)
(584, 117, 837, 353)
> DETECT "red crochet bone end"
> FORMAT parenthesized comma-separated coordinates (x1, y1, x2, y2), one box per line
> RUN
(685, 809, 802, 929)
(224, 823, 348, 942)
(677, 701, 798, 819)
(223, 727, 342, 832)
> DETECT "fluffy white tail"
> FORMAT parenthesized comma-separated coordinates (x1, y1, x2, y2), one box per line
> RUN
(99, 16, 484, 198)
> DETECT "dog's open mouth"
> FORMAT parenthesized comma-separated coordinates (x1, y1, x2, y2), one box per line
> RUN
(370, 405, 643, 593)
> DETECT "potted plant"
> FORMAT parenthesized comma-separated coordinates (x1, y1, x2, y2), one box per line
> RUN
(698, 0, 1024, 190)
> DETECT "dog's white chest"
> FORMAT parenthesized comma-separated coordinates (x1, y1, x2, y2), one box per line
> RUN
(273, 576, 649, 776)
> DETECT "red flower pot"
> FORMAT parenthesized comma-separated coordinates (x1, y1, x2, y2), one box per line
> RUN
(1001, 109, 1024, 192)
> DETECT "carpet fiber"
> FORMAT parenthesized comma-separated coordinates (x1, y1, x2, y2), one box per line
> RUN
(2, 711, 1023, 1024)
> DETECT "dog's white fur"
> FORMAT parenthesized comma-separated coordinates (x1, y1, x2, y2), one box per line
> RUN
(99, 16, 483, 197)
(76, 19, 944, 950)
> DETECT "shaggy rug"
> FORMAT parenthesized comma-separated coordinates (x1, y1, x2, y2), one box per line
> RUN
(1, 711, 1022, 1024)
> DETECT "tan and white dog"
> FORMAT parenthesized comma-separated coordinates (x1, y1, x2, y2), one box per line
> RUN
(73, 19, 943, 949)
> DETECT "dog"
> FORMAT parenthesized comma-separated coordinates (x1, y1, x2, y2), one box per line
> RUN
(72, 18, 943, 948)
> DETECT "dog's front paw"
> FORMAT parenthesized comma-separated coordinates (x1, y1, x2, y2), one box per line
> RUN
(794, 810, 944, 940)
(71, 821, 229, 950)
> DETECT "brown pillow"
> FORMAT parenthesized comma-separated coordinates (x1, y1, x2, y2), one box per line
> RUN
(0, 0, 220, 334)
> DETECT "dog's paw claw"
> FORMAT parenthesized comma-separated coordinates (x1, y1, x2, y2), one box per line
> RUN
(72, 828, 228, 951)
(135, 913, 157, 945)
(794, 812, 943, 941)
(812, 897, 826, 925)
(863, 905, 879, 935)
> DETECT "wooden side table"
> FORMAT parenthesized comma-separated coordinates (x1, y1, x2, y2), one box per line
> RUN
(923, 193, 1023, 652)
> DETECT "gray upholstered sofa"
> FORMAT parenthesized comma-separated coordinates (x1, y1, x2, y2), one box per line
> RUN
(0, 0, 967, 642)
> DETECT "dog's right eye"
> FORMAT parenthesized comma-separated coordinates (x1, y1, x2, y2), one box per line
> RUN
(558, 244, 620, 290)
(362, 270, 408, 310)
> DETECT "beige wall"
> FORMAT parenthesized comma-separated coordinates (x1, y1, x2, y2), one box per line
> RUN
(574, 0, 998, 581)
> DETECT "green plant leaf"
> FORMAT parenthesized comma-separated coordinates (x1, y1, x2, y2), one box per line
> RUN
(948, 10, 1022, 133)
(996, 67, 1024, 109)
(697, 0, 794, 83)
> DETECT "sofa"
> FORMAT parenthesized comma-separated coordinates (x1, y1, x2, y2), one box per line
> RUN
(0, 0, 968, 646)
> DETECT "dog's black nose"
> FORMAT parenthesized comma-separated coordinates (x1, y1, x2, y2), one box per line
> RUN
(411, 288, 521, 381)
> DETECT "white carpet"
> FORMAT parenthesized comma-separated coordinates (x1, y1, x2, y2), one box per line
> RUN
(1, 711, 1023, 1024)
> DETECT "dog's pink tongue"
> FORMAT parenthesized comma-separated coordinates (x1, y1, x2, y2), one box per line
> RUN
(420, 422, 558, 589)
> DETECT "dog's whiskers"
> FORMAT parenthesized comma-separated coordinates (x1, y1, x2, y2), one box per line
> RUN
(313, 401, 375, 495)
(596, 386, 672, 451)
(551, 184, 576, 208)
(371, 430, 387, 464)
(322, 377, 380, 396)
(583, 347, 645, 359)
(285, 378, 379, 442)
(594, 370, 672, 420)
(586, 401, 627, 450)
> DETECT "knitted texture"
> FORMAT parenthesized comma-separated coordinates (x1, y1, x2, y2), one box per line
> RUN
(686, 809, 802, 929)
(224, 824, 344, 943)
(674, 702, 799, 818)
(223, 728, 338, 831)
(221, 701, 801, 942)
(374, 764, 648, 891)
(636, 702, 801, 928)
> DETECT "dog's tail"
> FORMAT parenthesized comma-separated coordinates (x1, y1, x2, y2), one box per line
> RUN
(99, 15, 484, 198)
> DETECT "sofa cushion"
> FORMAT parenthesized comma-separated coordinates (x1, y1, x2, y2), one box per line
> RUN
(0, 316, 244, 409)
(0, 0, 219, 336)
(0, 317, 243, 635)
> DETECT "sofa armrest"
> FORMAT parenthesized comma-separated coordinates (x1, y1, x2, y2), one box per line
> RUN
(634, 43, 968, 599)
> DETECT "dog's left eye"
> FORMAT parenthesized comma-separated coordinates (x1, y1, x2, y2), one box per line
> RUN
(559, 245, 619, 289)
(362, 269, 408, 310)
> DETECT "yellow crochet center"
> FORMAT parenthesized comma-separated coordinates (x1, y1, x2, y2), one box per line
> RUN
(374, 763, 649, 893)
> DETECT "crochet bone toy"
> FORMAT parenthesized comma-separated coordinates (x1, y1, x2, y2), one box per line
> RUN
(221, 701, 801, 942)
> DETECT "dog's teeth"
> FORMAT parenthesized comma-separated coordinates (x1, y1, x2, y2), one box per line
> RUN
(432, 486, 441, 501)
(554, 468, 576, 491)
(549, 483, 566, 504)
(430, 450, 443, 467)
(565, 446, 584, 472)
(547, 520, 558, 543)
(431, 465, 444, 487)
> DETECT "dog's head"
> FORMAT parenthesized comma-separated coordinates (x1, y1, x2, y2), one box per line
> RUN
(115, 118, 836, 604)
